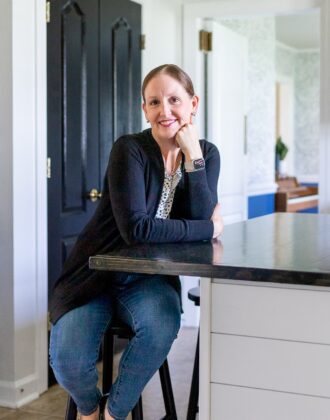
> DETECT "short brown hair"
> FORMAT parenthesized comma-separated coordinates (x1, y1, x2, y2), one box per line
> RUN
(142, 64, 195, 102)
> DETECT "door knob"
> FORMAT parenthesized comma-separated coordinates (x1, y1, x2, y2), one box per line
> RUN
(88, 188, 102, 202)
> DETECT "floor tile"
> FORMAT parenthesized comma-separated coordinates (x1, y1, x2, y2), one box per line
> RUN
(0, 407, 14, 420)
(21, 385, 67, 418)
(0, 411, 61, 420)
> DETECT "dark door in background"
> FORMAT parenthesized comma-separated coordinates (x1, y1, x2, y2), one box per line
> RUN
(47, 0, 142, 297)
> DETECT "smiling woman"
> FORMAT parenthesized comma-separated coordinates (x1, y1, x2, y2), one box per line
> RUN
(49, 64, 223, 420)
(142, 65, 202, 174)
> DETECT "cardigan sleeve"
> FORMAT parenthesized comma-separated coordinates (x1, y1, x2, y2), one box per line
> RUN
(184, 141, 220, 220)
(108, 137, 214, 245)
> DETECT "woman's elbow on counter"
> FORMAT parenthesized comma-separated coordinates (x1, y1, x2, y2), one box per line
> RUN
(119, 219, 151, 245)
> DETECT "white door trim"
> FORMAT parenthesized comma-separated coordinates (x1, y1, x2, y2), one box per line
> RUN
(35, 0, 48, 394)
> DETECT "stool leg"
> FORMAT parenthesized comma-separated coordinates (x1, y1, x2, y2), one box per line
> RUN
(102, 329, 114, 394)
(65, 396, 77, 420)
(159, 359, 177, 420)
(131, 396, 143, 420)
(186, 329, 199, 420)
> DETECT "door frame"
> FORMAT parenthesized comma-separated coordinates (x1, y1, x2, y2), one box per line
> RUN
(205, 19, 249, 223)
(35, 0, 48, 395)
(276, 73, 295, 177)
(183, 0, 330, 212)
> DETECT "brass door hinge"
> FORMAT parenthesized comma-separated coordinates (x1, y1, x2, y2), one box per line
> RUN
(47, 157, 51, 179)
(48, 312, 51, 331)
(140, 34, 146, 50)
(46, 1, 50, 23)
(199, 30, 212, 52)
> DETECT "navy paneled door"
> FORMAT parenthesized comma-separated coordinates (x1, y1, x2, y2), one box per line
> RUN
(47, 0, 141, 295)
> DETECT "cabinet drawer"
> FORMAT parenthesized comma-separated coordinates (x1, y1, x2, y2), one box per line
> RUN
(211, 283, 330, 344)
(211, 333, 330, 398)
(211, 383, 330, 420)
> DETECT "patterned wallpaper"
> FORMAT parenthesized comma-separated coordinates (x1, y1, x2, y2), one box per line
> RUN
(295, 52, 320, 177)
(276, 44, 320, 177)
(276, 45, 295, 78)
(220, 18, 276, 190)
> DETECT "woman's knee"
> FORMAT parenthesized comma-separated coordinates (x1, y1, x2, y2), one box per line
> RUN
(135, 297, 181, 351)
(50, 329, 94, 386)
(49, 296, 113, 377)
(154, 310, 181, 351)
(117, 277, 181, 351)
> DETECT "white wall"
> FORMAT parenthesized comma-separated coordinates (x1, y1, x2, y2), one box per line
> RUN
(277, 79, 295, 176)
(0, 0, 15, 387)
(142, 0, 182, 73)
(0, 0, 48, 408)
(133, 0, 182, 74)
(134, 0, 183, 130)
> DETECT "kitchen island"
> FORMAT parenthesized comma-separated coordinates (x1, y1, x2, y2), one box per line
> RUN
(90, 213, 330, 420)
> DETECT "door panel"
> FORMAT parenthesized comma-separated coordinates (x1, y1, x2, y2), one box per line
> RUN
(205, 20, 248, 224)
(62, 4, 87, 213)
(48, 0, 100, 294)
(99, 0, 142, 180)
(47, 0, 142, 295)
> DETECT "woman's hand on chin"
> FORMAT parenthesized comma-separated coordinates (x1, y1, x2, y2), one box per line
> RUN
(175, 121, 203, 161)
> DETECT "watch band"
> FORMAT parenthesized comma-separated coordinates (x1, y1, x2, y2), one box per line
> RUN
(185, 158, 205, 172)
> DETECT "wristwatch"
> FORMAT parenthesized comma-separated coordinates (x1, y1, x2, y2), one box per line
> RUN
(184, 158, 205, 172)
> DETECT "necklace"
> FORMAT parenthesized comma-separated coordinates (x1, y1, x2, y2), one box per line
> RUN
(163, 151, 182, 176)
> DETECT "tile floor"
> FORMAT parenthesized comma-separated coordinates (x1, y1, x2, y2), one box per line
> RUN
(0, 327, 198, 420)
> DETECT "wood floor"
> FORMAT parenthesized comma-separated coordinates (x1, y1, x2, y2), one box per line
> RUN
(0, 327, 198, 420)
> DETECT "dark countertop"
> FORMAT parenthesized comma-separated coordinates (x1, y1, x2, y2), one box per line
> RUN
(89, 213, 330, 287)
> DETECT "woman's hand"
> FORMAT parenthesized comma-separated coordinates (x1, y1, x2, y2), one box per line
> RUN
(212, 238, 224, 264)
(211, 203, 224, 238)
(175, 123, 203, 162)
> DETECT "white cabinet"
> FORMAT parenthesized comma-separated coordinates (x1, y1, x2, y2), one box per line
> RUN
(200, 280, 330, 420)
(211, 384, 330, 420)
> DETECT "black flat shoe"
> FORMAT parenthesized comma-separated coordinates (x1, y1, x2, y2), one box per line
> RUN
(99, 394, 109, 420)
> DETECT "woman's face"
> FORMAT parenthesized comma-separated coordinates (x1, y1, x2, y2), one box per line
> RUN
(142, 73, 199, 143)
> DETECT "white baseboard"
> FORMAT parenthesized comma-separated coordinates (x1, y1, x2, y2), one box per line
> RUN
(0, 374, 39, 408)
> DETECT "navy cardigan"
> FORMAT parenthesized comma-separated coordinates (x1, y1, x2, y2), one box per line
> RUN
(49, 129, 220, 324)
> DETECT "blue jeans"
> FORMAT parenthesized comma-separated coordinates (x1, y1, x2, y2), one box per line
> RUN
(49, 274, 181, 419)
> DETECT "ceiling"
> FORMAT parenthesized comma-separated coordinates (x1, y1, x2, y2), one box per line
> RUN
(275, 12, 320, 50)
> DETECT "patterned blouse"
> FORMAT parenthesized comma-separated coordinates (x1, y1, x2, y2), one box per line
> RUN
(155, 166, 183, 219)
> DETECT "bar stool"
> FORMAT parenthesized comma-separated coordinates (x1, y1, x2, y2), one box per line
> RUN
(186, 287, 200, 420)
(65, 319, 177, 420)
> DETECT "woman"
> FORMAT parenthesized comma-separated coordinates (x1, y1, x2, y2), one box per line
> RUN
(49, 64, 223, 420)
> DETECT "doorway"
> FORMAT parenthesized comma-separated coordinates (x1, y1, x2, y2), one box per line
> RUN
(183, 0, 328, 217)
(203, 19, 248, 224)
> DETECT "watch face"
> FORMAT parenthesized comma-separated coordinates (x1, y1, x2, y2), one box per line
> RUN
(193, 158, 205, 170)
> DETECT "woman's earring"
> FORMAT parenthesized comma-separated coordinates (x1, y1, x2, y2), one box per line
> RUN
(191, 112, 196, 117)
(146, 119, 149, 123)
